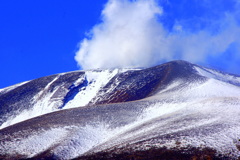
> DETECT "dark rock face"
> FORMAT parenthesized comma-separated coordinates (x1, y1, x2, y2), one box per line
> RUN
(90, 60, 206, 105)
(0, 60, 240, 159)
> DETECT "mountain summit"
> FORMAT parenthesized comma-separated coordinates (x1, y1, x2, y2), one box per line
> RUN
(0, 60, 240, 159)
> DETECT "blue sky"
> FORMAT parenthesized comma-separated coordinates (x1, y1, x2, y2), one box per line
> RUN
(0, 0, 107, 88)
(1, 0, 240, 88)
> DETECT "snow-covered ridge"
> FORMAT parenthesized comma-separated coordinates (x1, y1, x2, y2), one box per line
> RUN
(195, 65, 240, 85)
(0, 69, 131, 129)
(1, 61, 240, 159)
(0, 81, 30, 94)
(1, 62, 240, 130)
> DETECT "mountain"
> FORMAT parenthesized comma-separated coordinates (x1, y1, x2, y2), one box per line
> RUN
(0, 60, 240, 159)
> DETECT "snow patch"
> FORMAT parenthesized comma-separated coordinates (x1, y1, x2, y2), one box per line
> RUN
(151, 78, 240, 101)
(0, 126, 72, 158)
(0, 81, 30, 94)
(0, 75, 63, 129)
(195, 66, 240, 85)
(63, 69, 120, 109)
(181, 79, 240, 98)
(52, 124, 116, 159)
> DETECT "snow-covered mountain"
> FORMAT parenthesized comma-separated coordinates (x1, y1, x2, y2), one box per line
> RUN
(0, 60, 240, 159)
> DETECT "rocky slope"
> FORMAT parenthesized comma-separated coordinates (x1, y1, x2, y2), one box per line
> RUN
(0, 60, 240, 159)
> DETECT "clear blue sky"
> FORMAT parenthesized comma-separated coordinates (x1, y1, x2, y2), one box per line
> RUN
(0, 0, 107, 88)
(1, 0, 240, 88)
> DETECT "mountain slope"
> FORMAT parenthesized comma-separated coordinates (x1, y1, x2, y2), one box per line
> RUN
(0, 60, 204, 129)
(0, 60, 240, 159)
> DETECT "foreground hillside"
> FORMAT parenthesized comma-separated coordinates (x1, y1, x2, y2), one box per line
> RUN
(0, 60, 240, 159)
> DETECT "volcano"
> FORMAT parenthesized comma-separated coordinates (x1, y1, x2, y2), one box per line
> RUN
(0, 60, 240, 159)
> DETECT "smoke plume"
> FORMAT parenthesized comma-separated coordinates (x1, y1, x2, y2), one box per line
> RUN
(75, 0, 240, 74)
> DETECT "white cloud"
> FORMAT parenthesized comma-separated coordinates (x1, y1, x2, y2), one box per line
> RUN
(75, 0, 240, 72)
(75, 0, 165, 69)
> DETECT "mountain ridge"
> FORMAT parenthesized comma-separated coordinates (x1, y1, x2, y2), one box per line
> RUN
(0, 60, 240, 159)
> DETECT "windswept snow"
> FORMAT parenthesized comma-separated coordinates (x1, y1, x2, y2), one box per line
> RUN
(0, 126, 72, 158)
(0, 75, 64, 129)
(2, 96, 240, 159)
(0, 69, 127, 129)
(84, 97, 240, 158)
(52, 124, 116, 160)
(1, 61, 240, 159)
(0, 81, 29, 94)
(195, 66, 240, 85)
(149, 77, 240, 101)
(63, 69, 120, 109)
